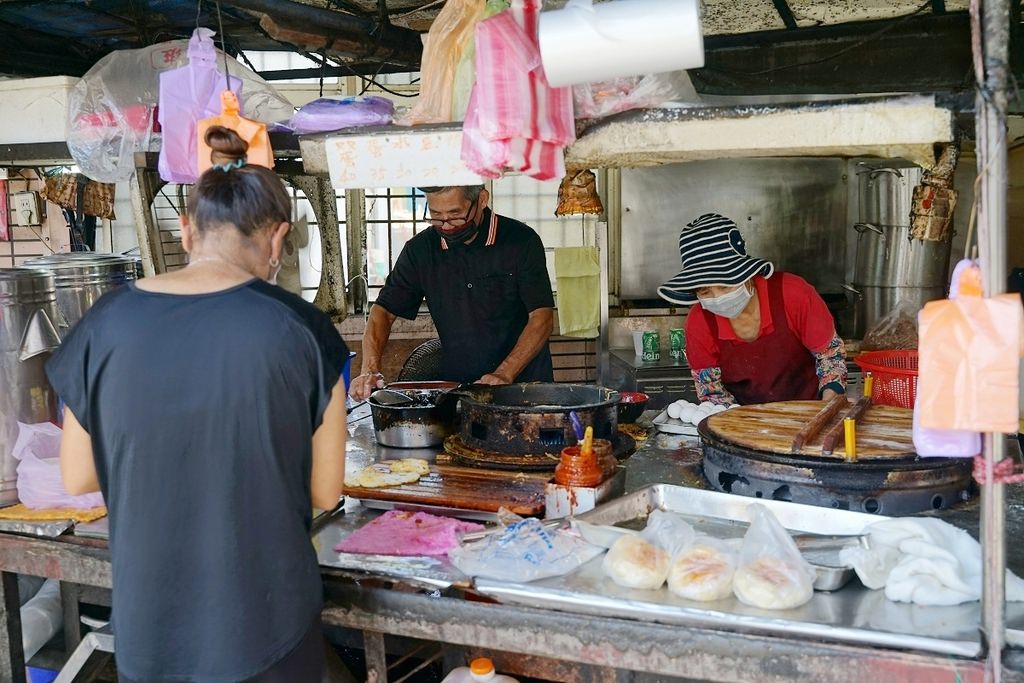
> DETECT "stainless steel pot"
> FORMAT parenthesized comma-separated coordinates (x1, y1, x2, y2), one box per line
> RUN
(369, 381, 460, 448)
(852, 223, 953, 288)
(23, 253, 137, 332)
(856, 163, 923, 227)
(0, 268, 62, 505)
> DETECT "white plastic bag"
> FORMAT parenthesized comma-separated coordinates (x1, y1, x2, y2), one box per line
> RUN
(449, 515, 603, 582)
(733, 504, 815, 610)
(640, 509, 696, 556)
(12, 422, 104, 510)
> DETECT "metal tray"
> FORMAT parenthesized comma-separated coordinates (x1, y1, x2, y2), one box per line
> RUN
(574, 484, 873, 591)
(474, 484, 993, 657)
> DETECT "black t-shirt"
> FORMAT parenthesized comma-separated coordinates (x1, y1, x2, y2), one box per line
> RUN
(375, 209, 555, 382)
(46, 279, 348, 682)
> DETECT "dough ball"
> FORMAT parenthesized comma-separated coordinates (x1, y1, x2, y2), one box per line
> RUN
(388, 458, 431, 476)
(668, 544, 736, 601)
(679, 404, 697, 424)
(733, 558, 814, 610)
(603, 535, 670, 590)
(667, 403, 683, 420)
(727, 403, 741, 409)
(710, 404, 728, 414)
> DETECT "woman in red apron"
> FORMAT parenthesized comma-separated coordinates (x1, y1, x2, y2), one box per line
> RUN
(658, 213, 846, 406)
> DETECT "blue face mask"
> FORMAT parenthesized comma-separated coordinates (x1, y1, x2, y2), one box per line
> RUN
(697, 282, 753, 319)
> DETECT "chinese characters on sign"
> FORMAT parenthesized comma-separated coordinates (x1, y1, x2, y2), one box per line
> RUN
(325, 130, 484, 189)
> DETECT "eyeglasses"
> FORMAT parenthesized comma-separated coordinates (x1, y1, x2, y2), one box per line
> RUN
(424, 196, 477, 228)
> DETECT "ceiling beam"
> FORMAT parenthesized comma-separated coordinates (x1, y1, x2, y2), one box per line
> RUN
(692, 13, 985, 96)
(220, 0, 421, 65)
(771, 0, 798, 30)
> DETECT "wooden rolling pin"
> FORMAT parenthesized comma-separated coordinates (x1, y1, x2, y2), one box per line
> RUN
(790, 395, 848, 453)
(821, 396, 872, 456)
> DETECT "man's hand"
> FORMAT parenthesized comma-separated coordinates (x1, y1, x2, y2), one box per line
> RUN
(350, 371, 385, 401)
(476, 372, 512, 385)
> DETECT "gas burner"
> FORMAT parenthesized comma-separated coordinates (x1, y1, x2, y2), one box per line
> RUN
(699, 424, 974, 516)
(444, 431, 636, 471)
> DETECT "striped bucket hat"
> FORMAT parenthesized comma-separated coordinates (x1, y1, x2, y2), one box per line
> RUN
(657, 213, 774, 306)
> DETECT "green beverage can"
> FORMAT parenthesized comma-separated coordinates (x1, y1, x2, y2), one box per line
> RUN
(669, 328, 685, 360)
(641, 331, 660, 362)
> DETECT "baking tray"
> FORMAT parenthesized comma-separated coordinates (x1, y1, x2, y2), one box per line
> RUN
(474, 484, 991, 657)
(574, 484, 871, 591)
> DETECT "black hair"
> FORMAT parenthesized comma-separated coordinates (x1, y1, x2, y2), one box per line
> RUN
(188, 126, 290, 237)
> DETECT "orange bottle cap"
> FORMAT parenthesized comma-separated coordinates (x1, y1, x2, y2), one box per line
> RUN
(470, 658, 495, 676)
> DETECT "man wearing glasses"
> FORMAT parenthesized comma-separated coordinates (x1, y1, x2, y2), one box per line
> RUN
(349, 185, 555, 400)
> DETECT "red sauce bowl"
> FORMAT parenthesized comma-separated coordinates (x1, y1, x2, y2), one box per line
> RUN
(616, 391, 650, 423)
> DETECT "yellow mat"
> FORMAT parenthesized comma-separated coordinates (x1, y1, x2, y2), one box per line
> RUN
(0, 504, 107, 523)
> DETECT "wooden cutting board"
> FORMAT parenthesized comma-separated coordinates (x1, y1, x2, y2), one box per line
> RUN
(703, 400, 915, 460)
(343, 464, 549, 516)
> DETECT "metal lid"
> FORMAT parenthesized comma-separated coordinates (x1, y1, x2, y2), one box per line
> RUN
(0, 267, 57, 305)
(23, 253, 137, 288)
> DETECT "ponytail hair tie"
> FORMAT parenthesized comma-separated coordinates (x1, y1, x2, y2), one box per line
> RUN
(212, 158, 246, 172)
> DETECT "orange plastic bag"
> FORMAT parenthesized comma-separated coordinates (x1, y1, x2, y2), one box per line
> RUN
(918, 261, 1023, 433)
(196, 90, 273, 174)
(398, 0, 484, 125)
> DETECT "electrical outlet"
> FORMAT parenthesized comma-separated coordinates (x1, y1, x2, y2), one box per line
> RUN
(13, 191, 41, 226)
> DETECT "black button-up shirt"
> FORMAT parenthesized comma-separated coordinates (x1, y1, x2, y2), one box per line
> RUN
(376, 209, 554, 382)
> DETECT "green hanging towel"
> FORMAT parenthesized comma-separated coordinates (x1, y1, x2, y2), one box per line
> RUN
(554, 246, 601, 338)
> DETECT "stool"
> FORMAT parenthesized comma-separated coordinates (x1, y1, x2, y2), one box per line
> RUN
(54, 624, 114, 683)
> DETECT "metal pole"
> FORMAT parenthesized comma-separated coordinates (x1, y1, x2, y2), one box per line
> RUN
(974, 0, 1010, 679)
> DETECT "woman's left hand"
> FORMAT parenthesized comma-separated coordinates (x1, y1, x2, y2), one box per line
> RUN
(821, 388, 839, 401)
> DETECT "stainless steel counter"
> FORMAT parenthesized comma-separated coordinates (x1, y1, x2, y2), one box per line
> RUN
(319, 407, 1024, 661)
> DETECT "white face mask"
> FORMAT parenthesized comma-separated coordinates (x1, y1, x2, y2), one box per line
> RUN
(697, 283, 752, 319)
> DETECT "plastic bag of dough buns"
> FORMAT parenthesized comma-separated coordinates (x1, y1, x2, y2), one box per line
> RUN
(603, 535, 670, 590)
(668, 536, 737, 602)
(603, 510, 694, 590)
(733, 504, 816, 610)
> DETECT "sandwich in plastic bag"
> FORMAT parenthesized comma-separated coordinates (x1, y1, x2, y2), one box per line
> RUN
(733, 504, 815, 610)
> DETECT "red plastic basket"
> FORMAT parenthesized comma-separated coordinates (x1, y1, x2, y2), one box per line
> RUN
(854, 350, 918, 408)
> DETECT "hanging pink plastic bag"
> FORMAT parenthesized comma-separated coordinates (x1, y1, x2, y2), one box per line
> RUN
(12, 422, 104, 510)
(158, 28, 242, 184)
(461, 0, 575, 181)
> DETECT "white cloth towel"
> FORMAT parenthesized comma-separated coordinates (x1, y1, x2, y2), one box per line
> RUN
(839, 517, 1024, 606)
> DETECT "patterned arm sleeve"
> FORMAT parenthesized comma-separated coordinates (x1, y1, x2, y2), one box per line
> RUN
(813, 333, 847, 396)
(691, 367, 737, 406)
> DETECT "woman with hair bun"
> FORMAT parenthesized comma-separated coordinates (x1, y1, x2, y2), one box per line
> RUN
(46, 126, 348, 682)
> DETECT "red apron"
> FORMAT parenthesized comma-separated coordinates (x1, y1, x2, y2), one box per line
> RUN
(703, 275, 819, 405)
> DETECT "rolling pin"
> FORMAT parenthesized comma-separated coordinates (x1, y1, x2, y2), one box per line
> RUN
(821, 396, 872, 455)
(791, 395, 848, 453)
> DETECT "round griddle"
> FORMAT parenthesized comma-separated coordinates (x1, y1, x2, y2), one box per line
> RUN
(697, 400, 974, 515)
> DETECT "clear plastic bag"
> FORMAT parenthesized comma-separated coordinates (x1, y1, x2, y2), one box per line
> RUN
(286, 96, 394, 134)
(640, 509, 696, 556)
(572, 70, 700, 120)
(12, 422, 104, 510)
(862, 299, 920, 351)
(733, 504, 815, 610)
(667, 535, 738, 602)
(69, 34, 293, 182)
(449, 514, 603, 582)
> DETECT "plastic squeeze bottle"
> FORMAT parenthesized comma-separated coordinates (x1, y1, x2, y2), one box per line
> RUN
(440, 658, 519, 683)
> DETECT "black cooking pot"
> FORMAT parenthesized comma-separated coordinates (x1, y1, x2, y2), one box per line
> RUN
(452, 383, 619, 455)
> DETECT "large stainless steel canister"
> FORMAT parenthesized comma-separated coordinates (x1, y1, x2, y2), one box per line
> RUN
(850, 162, 953, 337)
(0, 269, 62, 505)
(23, 253, 137, 332)
(852, 223, 952, 288)
(856, 163, 924, 227)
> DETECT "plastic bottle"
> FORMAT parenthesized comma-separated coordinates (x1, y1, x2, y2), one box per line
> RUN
(21, 579, 62, 662)
(440, 658, 519, 683)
